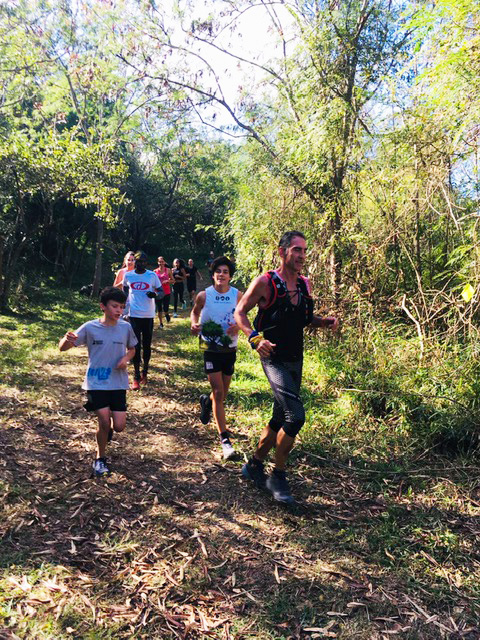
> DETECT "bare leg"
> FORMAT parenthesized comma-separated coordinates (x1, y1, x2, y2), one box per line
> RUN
(208, 371, 231, 435)
(254, 425, 278, 462)
(273, 430, 295, 471)
(111, 411, 126, 433)
(95, 408, 112, 458)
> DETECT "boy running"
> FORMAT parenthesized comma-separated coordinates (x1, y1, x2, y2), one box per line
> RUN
(59, 286, 137, 477)
(190, 256, 243, 460)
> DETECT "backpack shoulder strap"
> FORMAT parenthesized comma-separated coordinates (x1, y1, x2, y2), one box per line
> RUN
(263, 270, 287, 309)
(297, 275, 312, 298)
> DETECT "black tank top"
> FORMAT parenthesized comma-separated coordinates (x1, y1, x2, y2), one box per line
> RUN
(173, 268, 184, 283)
(254, 271, 313, 361)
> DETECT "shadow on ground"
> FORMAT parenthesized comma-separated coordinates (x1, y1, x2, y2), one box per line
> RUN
(1, 317, 479, 639)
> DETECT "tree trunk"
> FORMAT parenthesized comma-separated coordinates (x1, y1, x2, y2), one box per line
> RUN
(92, 217, 104, 298)
(0, 238, 27, 312)
(329, 205, 343, 305)
(0, 235, 4, 307)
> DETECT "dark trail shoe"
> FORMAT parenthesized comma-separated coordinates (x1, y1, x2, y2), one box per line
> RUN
(242, 459, 267, 490)
(266, 470, 295, 505)
(199, 394, 212, 424)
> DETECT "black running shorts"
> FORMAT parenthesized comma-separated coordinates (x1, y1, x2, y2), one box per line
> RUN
(203, 350, 236, 376)
(84, 389, 127, 412)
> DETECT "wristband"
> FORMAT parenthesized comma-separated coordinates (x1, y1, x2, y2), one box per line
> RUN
(248, 330, 262, 349)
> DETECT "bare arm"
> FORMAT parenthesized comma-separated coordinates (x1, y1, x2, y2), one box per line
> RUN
(226, 290, 243, 336)
(113, 269, 123, 288)
(302, 277, 339, 331)
(116, 346, 136, 369)
(190, 290, 206, 335)
(234, 276, 267, 337)
(59, 331, 78, 351)
(310, 315, 339, 330)
(234, 277, 276, 357)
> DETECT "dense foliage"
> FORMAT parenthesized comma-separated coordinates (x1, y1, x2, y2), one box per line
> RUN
(2, 0, 480, 444)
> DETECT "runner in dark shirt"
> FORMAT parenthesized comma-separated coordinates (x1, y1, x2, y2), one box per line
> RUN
(185, 258, 203, 307)
(235, 231, 339, 505)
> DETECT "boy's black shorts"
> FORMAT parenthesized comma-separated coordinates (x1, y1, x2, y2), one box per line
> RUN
(203, 351, 236, 376)
(84, 390, 127, 412)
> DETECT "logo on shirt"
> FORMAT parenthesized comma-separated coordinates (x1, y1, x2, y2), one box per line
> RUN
(215, 295, 230, 301)
(87, 367, 112, 381)
(131, 282, 149, 290)
(92, 340, 104, 345)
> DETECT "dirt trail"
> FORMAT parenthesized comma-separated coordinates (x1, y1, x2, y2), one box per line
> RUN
(1, 316, 478, 639)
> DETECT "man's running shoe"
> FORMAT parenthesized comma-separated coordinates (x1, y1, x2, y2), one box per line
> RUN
(173, 312, 178, 318)
(199, 394, 212, 424)
(266, 470, 295, 505)
(241, 459, 267, 490)
(140, 372, 148, 385)
(132, 379, 140, 391)
(159, 322, 164, 328)
(165, 313, 171, 322)
(92, 457, 110, 477)
(221, 439, 237, 461)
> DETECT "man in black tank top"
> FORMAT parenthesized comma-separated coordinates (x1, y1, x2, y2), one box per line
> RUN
(235, 231, 338, 505)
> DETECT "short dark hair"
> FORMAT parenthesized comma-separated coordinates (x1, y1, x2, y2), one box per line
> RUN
(134, 250, 148, 261)
(210, 256, 235, 277)
(100, 286, 127, 305)
(278, 231, 306, 251)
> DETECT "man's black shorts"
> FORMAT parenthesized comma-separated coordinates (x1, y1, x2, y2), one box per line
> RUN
(203, 350, 236, 376)
(84, 390, 127, 412)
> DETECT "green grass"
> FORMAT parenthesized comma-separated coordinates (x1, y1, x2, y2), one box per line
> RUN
(0, 285, 97, 388)
(2, 287, 480, 637)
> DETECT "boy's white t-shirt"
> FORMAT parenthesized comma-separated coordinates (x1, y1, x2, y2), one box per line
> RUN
(200, 285, 239, 349)
(123, 269, 161, 318)
(74, 319, 138, 390)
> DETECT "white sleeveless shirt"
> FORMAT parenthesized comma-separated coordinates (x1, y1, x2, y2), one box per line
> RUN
(200, 285, 239, 349)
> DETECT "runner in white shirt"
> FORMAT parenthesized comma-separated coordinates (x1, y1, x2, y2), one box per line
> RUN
(190, 256, 243, 460)
(123, 251, 162, 389)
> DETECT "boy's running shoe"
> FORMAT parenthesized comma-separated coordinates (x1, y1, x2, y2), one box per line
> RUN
(266, 470, 295, 505)
(132, 379, 140, 391)
(199, 394, 212, 424)
(92, 457, 110, 477)
(221, 439, 237, 460)
(241, 459, 267, 490)
(140, 372, 148, 385)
